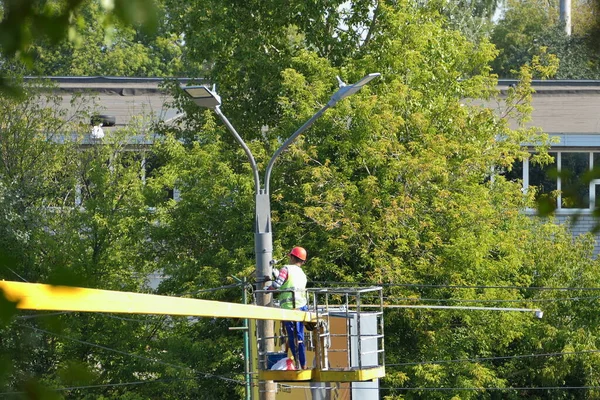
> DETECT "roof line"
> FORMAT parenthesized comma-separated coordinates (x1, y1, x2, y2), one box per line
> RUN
(498, 79, 600, 87)
(23, 76, 197, 84)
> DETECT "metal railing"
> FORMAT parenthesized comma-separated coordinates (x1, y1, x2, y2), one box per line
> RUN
(254, 286, 385, 372)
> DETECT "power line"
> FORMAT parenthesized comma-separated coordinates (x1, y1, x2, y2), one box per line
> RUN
(11, 324, 600, 395)
(312, 281, 600, 292)
(380, 386, 600, 391)
(0, 377, 198, 396)
(178, 282, 244, 296)
(386, 349, 600, 367)
(16, 312, 70, 319)
(385, 295, 600, 304)
(275, 383, 600, 392)
(16, 323, 245, 385)
(6, 267, 28, 282)
(16, 312, 161, 323)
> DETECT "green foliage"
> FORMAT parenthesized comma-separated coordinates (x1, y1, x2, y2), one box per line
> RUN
(0, 0, 167, 95)
(0, 0, 159, 61)
(164, 1, 600, 398)
(2, 0, 600, 399)
(491, 0, 600, 79)
(0, 76, 238, 398)
(28, 0, 182, 77)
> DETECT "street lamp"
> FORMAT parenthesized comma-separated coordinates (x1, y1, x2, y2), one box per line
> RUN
(182, 73, 379, 287)
(182, 72, 380, 398)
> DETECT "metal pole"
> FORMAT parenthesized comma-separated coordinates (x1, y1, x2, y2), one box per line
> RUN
(232, 276, 253, 400)
(213, 108, 275, 400)
(217, 102, 333, 400)
(254, 191, 275, 400)
(560, 0, 571, 36)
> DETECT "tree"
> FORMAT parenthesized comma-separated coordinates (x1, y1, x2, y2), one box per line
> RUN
(0, 0, 162, 93)
(0, 77, 230, 399)
(491, 0, 600, 78)
(156, 1, 600, 398)
(28, 0, 184, 77)
(3, 1, 600, 399)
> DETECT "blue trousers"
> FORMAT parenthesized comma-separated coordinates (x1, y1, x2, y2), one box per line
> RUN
(284, 305, 308, 368)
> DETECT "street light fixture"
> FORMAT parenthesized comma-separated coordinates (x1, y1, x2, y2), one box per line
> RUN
(182, 73, 380, 285)
(182, 72, 380, 398)
(181, 85, 222, 108)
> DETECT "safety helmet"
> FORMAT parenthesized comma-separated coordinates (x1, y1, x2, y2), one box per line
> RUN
(289, 246, 307, 261)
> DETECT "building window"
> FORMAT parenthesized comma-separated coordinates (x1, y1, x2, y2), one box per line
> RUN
(528, 152, 557, 202)
(560, 152, 590, 208)
(507, 151, 600, 211)
(591, 180, 600, 208)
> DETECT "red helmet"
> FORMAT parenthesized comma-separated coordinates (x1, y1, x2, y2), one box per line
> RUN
(289, 246, 307, 261)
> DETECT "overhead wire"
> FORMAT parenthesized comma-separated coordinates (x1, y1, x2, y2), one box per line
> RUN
(267, 383, 600, 392)
(16, 312, 71, 319)
(7, 277, 600, 394)
(383, 295, 600, 304)
(7, 374, 597, 395)
(5, 267, 28, 283)
(16, 323, 246, 385)
(18, 307, 598, 394)
(178, 282, 245, 296)
(0, 377, 199, 396)
(385, 349, 600, 367)
(312, 281, 600, 291)
(379, 386, 600, 392)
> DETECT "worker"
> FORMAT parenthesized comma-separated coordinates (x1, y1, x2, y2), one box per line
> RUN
(268, 246, 308, 369)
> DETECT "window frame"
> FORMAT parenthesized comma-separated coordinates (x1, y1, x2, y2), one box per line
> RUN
(521, 149, 598, 214)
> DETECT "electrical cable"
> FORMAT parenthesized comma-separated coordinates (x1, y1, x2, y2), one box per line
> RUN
(9, 279, 600, 394)
(10, 300, 600, 395)
(22, 366, 597, 396)
(16, 312, 70, 319)
(16, 312, 160, 324)
(312, 281, 600, 291)
(385, 349, 600, 367)
(178, 282, 244, 296)
(272, 383, 600, 392)
(380, 386, 600, 392)
(0, 377, 198, 395)
(16, 323, 246, 385)
(383, 295, 600, 304)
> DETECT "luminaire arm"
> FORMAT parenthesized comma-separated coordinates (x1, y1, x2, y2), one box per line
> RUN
(264, 105, 330, 194)
(213, 107, 261, 193)
(264, 72, 381, 194)
(181, 85, 261, 193)
(181, 72, 381, 195)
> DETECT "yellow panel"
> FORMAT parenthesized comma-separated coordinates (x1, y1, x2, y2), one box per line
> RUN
(0, 281, 316, 322)
(315, 366, 385, 382)
(275, 382, 351, 400)
(258, 369, 313, 381)
(258, 366, 385, 383)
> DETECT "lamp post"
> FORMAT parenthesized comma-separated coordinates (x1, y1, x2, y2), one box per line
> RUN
(182, 73, 380, 399)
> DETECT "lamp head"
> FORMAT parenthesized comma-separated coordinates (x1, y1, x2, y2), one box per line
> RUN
(181, 85, 221, 109)
(328, 72, 381, 106)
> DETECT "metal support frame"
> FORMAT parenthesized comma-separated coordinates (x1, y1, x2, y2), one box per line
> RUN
(258, 286, 386, 383)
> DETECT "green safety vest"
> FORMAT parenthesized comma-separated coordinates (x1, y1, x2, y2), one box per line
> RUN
(278, 265, 307, 309)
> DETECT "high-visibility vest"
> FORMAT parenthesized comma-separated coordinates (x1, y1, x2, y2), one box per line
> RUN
(278, 265, 307, 309)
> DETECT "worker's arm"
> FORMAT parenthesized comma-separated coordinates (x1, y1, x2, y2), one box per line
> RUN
(267, 266, 288, 290)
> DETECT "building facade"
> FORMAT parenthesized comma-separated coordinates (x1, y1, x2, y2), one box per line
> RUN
(39, 77, 600, 256)
(494, 80, 600, 255)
